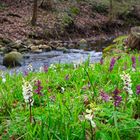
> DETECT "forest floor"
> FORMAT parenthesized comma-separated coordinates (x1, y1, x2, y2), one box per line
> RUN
(0, 0, 140, 42)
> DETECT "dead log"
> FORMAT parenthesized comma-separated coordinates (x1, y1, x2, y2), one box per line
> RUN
(127, 26, 140, 50)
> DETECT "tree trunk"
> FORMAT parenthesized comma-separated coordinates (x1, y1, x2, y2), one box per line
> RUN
(109, 0, 113, 21)
(31, 0, 38, 26)
(127, 26, 140, 50)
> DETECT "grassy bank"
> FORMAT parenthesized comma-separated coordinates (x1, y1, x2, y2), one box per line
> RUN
(0, 53, 140, 139)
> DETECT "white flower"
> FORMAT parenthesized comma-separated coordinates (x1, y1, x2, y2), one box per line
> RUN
(61, 87, 65, 93)
(120, 72, 133, 96)
(27, 64, 33, 72)
(85, 109, 96, 128)
(39, 66, 44, 72)
(2, 77, 6, 83)
(85, 113, 93, 121)
(22, 79, 34, 105)
(49, 64, 56, 71)
(0, 72, 6, 83)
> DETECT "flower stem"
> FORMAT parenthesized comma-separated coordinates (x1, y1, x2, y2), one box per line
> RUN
(90, 121, 94, 140)
(123, 92, 128, 112)
(29, 103, 32, 123)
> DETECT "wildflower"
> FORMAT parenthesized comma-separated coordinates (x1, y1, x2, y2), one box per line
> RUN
(85, 109, 96, 128)
(109, 57, 116, 72)
(120, 72, 133, 96)
(100, 91, 110, 102)
(1, 73, 6, 83)
(112, 88, 122, 107)
(39, 65, 48, 73)
(23, 70, 28, 76)
(39, 66, 44, 72)
(34, 80, 43, 96)
(131, 56, 136, 71)
(49, 64, 56, 71)
(27, 64, 33, 72)
(61, 87, 65, 93)
(136, 85, 140, 95)
(100, 57, 103, 65)
(0, 72, 6, 83)
(43, 65, 48, 72)
(22, 79, 34, 105)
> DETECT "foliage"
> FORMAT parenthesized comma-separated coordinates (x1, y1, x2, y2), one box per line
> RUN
(0, 52, 140, 139)
(103, 35, 128, 57)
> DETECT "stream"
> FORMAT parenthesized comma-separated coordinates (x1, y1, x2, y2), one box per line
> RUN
(0, 49, 102, 73)
(0, 36, 115, 73)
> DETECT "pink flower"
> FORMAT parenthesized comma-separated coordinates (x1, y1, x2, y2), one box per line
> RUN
(112, 88, 122, 107)
(109, 57, 116, 72)
(136, 85, 140, 95)
(100, 91, 110, 102)
(34, 80, 43, 96)
(131, 56, 136, 70)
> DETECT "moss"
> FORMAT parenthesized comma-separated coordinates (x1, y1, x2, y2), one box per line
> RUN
(103, 35, 128, 57)
(3, 51, 23, 67)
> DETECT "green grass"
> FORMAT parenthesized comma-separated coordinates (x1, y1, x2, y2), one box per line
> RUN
(0, 53, 140, 140)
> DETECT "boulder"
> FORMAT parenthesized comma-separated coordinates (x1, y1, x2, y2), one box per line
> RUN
(38, 45, 52, 51)
(78, 39, 88, 49)
(127, 26, 140, 50)
(3, 51, 23, 67)
(30, 45, 42, 53)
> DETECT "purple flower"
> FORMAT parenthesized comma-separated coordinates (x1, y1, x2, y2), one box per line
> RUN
(34, 80, 43, 96)
(131, 56, 136, 70)
(23, 70, 28, 76)
(100, 57, 103, 65)
(112, 88, 122, 107)
(109, 57, 116, 72)
(100, 91, 110, 102)
(136, 85, 140, 95)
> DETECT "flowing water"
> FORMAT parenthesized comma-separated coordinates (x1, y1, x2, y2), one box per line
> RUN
(0, 49, 102, 73)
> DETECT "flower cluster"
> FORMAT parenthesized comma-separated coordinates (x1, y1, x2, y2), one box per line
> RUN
(22, 79, 34, 105)
(109, 57, 116, 72)
(120, 72, 133, 96)
(100, 91, 110, 102)
(136, 85, 140, 95)
(112, 88, 122, 107)
(34, 80, 43, 96)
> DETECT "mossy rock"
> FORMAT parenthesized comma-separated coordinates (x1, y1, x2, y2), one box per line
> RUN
(103, 45, 115, 57)
(3, 51, 23, 67)
(103, 35, 128, 57)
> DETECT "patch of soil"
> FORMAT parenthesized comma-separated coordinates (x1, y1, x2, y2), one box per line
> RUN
(0, 0, 139, 42)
